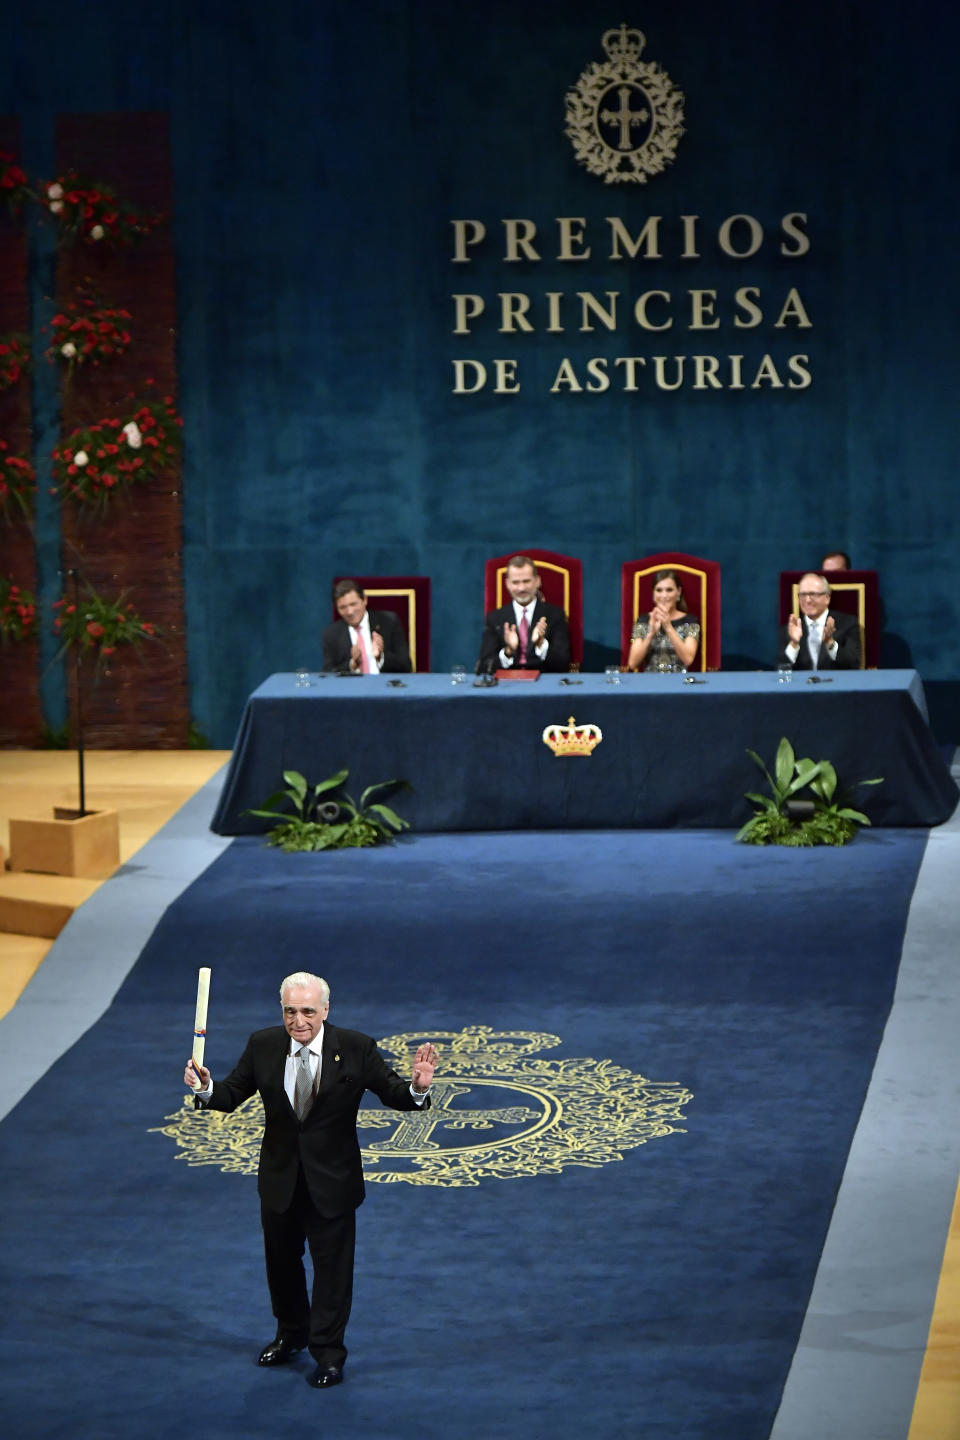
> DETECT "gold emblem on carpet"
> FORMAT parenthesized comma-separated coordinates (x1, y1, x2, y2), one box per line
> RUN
(153, 1027, 691, 1187)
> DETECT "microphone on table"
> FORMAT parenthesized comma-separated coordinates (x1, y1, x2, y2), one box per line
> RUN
(473, 656, 498, 688)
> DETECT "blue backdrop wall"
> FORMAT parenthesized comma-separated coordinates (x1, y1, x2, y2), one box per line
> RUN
(5, 0, 959, 744)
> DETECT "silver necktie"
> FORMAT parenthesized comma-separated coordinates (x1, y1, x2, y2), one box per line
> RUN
(294, 1044, 314, 1120)
(807, 620, 822, 665)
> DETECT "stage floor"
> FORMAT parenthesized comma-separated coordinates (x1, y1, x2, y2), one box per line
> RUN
(0, 749, 957, 1438)
(0, 749, 229, 1015)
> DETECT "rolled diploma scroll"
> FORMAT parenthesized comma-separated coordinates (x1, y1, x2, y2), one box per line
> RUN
(191, 967, 211, 1085)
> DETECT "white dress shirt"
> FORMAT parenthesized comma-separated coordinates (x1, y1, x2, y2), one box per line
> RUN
(350, 613, 384, 673)
(499, 599, 549, 667)
(786, 612, 838, 666)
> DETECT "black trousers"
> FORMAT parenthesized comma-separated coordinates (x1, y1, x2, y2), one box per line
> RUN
(260, 1167, 356, 1367)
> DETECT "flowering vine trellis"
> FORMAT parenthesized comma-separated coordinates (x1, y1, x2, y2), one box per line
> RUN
(0, 333, 31, 391)
(0, 577, 36, 642)
(48, 296, 132, 370)
(0, 146, 171, 696)
(52, 393, 183, 508)
(0, 150, 32, 213)
(0, 440, 35, 521)
(53, 584, 158, 668)
(43, 173, 162, 246)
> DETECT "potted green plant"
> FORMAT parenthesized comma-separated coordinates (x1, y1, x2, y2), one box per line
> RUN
(246, 769, 411, 851)
(737, 737, 881, 846)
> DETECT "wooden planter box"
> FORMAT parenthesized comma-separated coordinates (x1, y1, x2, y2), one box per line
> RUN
(8, 808, 120, 878)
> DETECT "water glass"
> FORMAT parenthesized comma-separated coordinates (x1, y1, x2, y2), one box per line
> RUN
(451, 664, 467, 685)
(777, 664, 793, 684)
(605, 666, 622, 686)
(294, 666, 312, 688)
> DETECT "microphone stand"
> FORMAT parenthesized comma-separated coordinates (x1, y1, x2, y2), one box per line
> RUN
(473, 658, 498, 688)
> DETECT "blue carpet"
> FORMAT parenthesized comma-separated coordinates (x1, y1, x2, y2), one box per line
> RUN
(0, 828, 927, 1440)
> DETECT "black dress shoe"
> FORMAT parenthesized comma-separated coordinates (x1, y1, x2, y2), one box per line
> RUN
(306, 1363, 343, 1388)
(257, 1333, 307, 1366)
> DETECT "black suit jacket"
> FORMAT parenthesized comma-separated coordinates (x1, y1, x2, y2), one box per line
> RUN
(322, 609, 411, 674)
(778, 609, 861, 670)
(477, 598, 571, 673)
(206, 1023, 426, 1216)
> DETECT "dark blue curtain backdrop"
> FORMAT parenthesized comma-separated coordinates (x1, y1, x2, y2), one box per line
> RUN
(5, 1, 959, 744)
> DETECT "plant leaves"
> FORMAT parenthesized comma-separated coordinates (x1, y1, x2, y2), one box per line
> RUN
(744, 791, 778, 811)
(282, 770, 308, 801)
(359, 778, 413, 808)
(746, 747, 775, 792)
(774, 737, 796, 795)
(365, 802, 409, 832)
(786, 762, 823, 797)
(313, 769, 349, 796)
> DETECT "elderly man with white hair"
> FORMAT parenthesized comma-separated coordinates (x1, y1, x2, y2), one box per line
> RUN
(779, 572, 862, 671)
(185, 971, 437, 1390)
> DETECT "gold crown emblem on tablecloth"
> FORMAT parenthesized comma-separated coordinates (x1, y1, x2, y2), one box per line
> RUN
(541, 715, 603, 757)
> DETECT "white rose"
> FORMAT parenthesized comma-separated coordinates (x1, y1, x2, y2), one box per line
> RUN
(47, 182, 63, 200)
(74, 450, 89, 467)
(49, 200, 63, 214)
(90, 224, 105, 240)
(61, 342, 77, 359)
(122, 422, 143, 449)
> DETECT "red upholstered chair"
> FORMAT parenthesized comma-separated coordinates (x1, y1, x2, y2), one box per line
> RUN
(332, 576, 431, 671)
(620, 553, 722, 671)
(778, 570, 878, 669)
(483, 549, 583, 669)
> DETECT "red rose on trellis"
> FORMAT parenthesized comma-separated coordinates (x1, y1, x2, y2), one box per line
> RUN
(0, 151, 33, 213)
(0, 440, 36, 521)
(52, 393, 183, 508)
(0, 333, 31, 391)
(48, 298, 132, 370)
(0, 576, 36, 642)
(43, 172, 163, 246)
(52, 584, 159, 668)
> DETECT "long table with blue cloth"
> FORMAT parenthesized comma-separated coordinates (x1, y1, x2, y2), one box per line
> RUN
(210, 670, 958, 834)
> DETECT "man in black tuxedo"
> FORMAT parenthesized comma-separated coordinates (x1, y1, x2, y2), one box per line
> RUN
(322, 579, 411, 674)
(184, 972, 437, 1390)
(779, 572, 861, 670)
(477, 555, 571, 673)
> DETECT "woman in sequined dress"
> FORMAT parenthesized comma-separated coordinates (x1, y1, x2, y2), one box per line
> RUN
(627, 569, 700, 672)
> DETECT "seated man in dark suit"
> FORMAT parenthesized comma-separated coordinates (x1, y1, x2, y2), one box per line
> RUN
(779, 572, 861, 670)
(477, 554, 571, 673)
(322, 579, 411, 674)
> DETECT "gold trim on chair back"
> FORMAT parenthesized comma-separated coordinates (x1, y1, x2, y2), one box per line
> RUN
(632, 564, 708, 672)
(363, 587, 418, 671)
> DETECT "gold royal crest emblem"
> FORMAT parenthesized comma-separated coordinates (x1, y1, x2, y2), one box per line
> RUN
(565, 23, 685, 185)
(153, 1027, 692, 1188)
(542, 715, 603, 757)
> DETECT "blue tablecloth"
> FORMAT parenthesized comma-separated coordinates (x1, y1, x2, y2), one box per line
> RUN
(210, 671, 958, 833)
